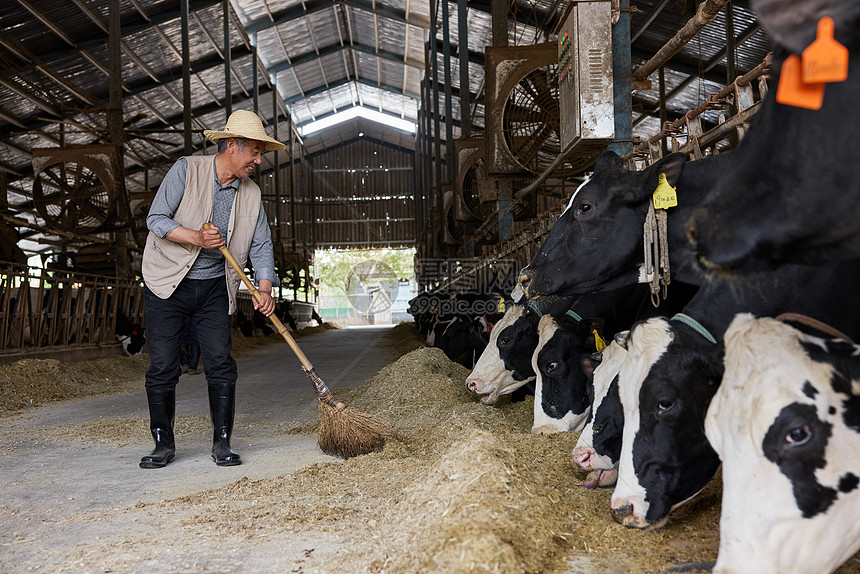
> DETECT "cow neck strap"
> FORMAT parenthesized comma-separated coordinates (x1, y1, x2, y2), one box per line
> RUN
(775, 312, 855, 343)
(565, 309, 583, 322)
(671, 313, 717, 344)
(643, 202, 671, 307)
(527, 300, 544, 317)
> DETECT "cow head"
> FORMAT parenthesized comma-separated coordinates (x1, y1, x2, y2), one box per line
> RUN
(518, 151, 687, 298)
(466, 304, 538, 405)
(610, 317, 723, 529)
(687, 1, 860, 272)
(705, 314, 860, 574)
(571, 337, 628, 489)
(531, 313, 603, 434)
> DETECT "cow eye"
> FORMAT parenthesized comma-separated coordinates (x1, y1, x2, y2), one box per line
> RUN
(544, 361, 558, 374)
(576, 203, 592, 216)
(785, 425, 811, 447)
(498, 336, 510, 346)
(657, 398, 676, 414)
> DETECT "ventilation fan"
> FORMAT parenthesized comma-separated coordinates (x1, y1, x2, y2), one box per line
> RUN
(131, 201, 151, 247)
(453, 138, 485, 221)
(485, 43, 560, 176)
(501, 64, 561, 174)
(31, 145, 118, 233)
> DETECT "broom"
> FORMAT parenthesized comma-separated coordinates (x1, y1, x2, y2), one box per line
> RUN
(206, 225, 395, 458)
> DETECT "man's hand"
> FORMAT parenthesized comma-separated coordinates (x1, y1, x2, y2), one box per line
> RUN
(254, 279, 275, 317)
(198, 224, 225, 249)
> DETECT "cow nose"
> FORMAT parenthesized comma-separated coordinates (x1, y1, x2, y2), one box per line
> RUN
(571, 446, 594, 469)
(610, 502, 635, 525)
(518, 271, 532, 295)
(466, 378, 480, 392)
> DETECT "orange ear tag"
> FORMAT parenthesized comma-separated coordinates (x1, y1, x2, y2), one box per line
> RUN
(776, 54, 825, 110)
(802, 17, 849, 84)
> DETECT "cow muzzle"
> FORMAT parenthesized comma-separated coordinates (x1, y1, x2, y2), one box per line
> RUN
(610, 499, 655, 529)
(466, 378, 500, 405)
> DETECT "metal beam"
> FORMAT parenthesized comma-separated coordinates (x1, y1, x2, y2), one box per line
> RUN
(246, 0, 430, 35)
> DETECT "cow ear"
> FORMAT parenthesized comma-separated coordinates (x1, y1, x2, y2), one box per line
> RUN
(701, 344, 726, 383)
(653, 152, 687, 188)
(625, 152, 686, 205)
(577, 317, 605, 336)
(593, 150, 624, 174)
(581, 353, 599, 377)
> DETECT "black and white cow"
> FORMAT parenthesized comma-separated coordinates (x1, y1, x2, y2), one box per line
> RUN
(518, 151, 733, 298)
(116, 309, 146, 356)
(580, 259, 860, 525)
(688, 0, 860, 271)
(571, 338, 628, 489)
(428, 292, 503, 369)
(466, 303, 543, 405)
(531, 312, 603, 434)
(610, 316, 725, 529)
(705, 314, 860, 574)
(467, 285, 661, 407)
(408, 292, 439, 341)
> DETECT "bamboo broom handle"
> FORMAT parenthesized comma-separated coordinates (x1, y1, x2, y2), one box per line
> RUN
(203, 223, 314, 371)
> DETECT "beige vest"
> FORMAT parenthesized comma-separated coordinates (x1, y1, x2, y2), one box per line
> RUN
(142, 155, 261, 315)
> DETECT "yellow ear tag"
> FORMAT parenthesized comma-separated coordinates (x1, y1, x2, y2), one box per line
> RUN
(498, 297, 506, 313)
(802, 17, 849, 84)
(652, 173, 678, 210)
(593, 329, 606, 352)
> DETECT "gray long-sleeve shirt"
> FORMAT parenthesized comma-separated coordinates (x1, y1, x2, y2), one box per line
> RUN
(146, 156, 278, 286)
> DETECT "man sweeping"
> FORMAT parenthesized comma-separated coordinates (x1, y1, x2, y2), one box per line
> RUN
(139, 110, 284, 469)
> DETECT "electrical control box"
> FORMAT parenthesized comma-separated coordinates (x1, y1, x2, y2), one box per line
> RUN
(556, 0, 614, 156)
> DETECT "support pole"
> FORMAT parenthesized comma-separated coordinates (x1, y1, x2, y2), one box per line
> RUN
(457, 0, 471, 138)
(109, 0, 131, 277)
(442, 0, 454, 183)
(609, 0, 633, 157)
(223, 0, 232, 117)
(180, 0, 192, 155)
(272, 76, 280, 240)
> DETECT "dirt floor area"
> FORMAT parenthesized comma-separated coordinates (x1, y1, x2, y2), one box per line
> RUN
(1, 322, 859, 573)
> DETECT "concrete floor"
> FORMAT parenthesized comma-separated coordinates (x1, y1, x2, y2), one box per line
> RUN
(0, 325, 400, 572)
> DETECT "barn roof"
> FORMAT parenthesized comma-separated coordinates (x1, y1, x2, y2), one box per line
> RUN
(0, 0, 771, 257)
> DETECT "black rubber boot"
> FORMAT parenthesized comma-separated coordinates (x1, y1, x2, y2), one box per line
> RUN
(208, 383, 241, 466)
(140, 389, 176, 469)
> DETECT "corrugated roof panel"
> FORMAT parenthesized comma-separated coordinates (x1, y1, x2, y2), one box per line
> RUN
(464, 8, 493, 53)
(229, 0, 298, 25)
(290, 51, 348, 96)
(354, 51, 380, 86)
(375, 14, 408, 57)
(357, 82, 382, 111)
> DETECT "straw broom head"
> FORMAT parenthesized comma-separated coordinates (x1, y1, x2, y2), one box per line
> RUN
(317, 401, 397, 458)
(307, 367, 397, 458)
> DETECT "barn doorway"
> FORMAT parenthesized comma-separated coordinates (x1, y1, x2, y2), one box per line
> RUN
(314, 247, 416, 326)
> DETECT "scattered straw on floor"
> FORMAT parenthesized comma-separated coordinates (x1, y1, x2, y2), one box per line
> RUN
(10, 323, 860, 574)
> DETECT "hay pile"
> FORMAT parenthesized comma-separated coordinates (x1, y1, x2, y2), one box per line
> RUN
(167, 345, 728, 573)
(0, 322, 339, 418)
(0, 355, 149, 415)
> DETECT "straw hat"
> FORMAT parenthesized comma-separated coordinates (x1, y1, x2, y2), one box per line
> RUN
(203, 110, 286, 151)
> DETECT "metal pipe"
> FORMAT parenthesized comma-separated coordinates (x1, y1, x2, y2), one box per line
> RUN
(223, 0, 232, 117)
(181, 0, 193, 154)
(609, 0, 633, 157)
(442, 0, 454, 183)
(457, 0, 471, 138)
(632, 0, 732, 82)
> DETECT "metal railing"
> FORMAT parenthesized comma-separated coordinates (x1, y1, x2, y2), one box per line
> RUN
(0, 263, 145, 355)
